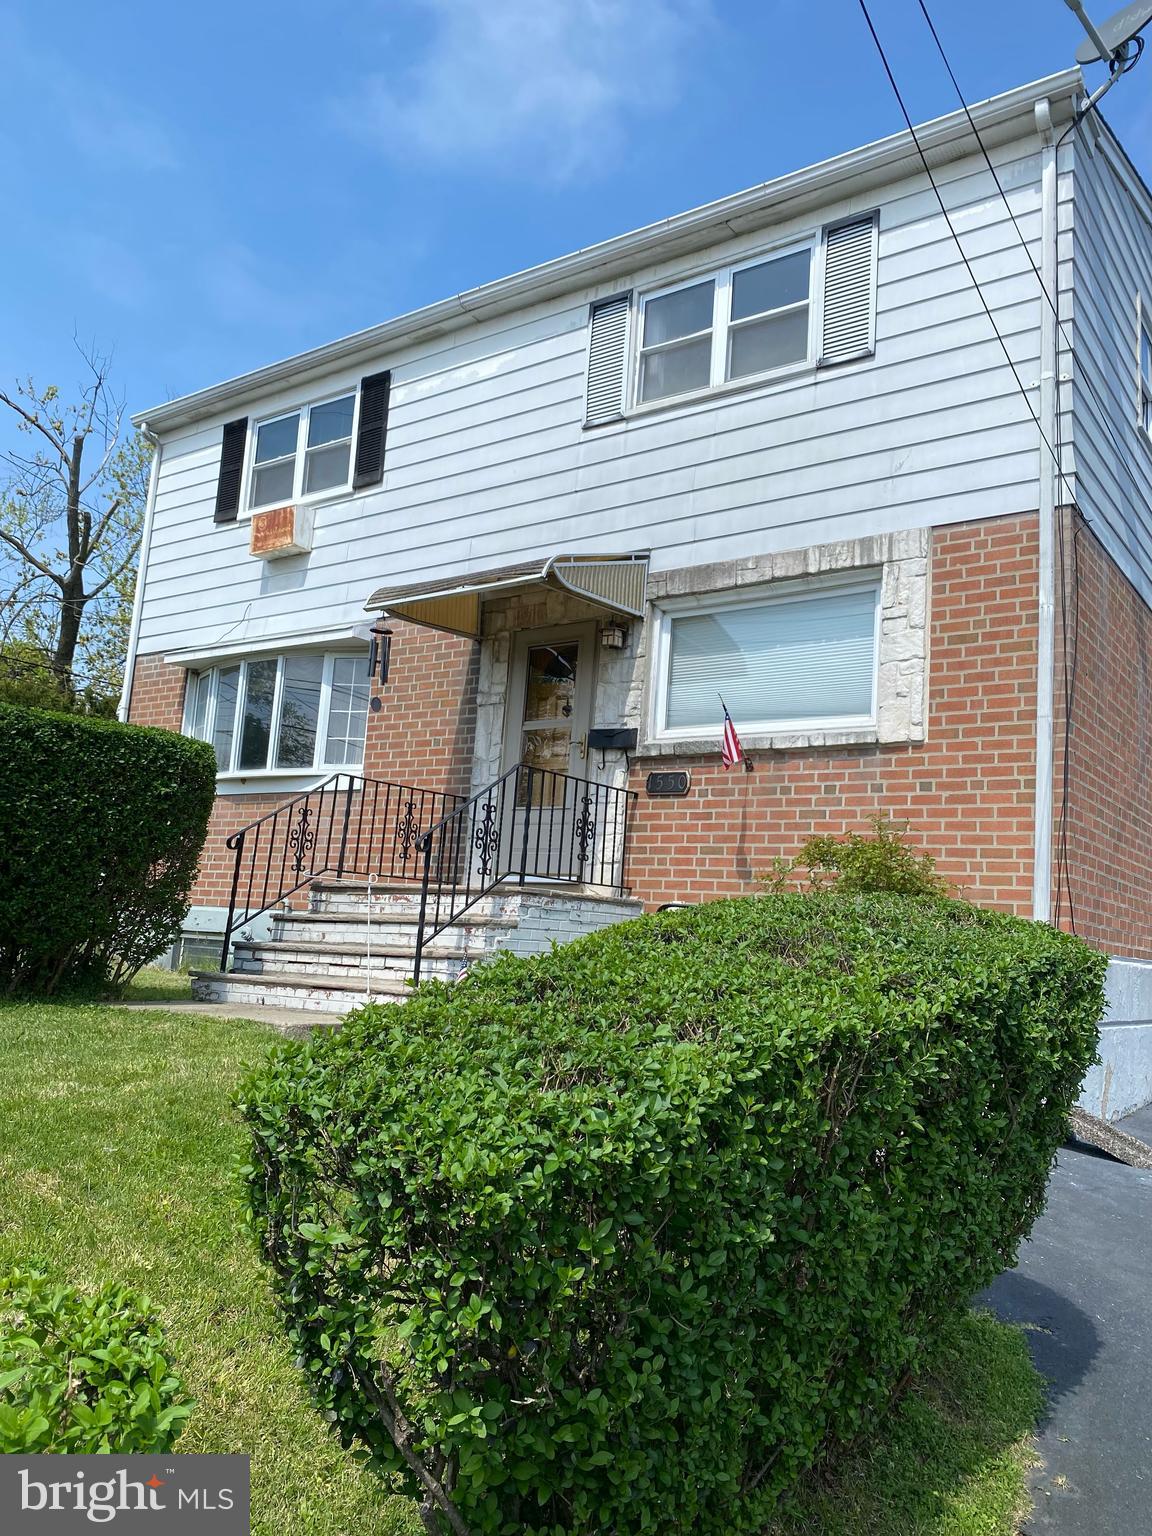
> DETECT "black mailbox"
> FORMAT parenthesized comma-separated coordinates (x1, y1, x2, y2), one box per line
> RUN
(587, 728, 638, 752)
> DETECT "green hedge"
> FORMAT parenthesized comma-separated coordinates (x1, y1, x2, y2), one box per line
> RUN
(240, 896, 1104, 1536)
(0, 703, 216, 994)
(0, 1270, 192, 1453)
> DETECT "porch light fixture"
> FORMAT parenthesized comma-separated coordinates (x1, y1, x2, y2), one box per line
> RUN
(600, 622, 629, 650)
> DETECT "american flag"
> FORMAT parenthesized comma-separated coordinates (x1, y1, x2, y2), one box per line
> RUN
(719, 697, 744, 770)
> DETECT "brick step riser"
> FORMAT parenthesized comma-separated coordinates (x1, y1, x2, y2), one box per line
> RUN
(232, 950, 464, 981)
(192, 977, 404, 1015)
(309, 891, 525, 921)
(270, 917, 517, 950)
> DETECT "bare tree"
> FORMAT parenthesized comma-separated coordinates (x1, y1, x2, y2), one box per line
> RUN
(0, 350, 151, 695)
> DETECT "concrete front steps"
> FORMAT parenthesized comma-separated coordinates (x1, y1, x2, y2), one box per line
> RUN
(191, 877, 641, 1017)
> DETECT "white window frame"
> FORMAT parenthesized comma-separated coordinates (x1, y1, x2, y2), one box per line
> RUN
(1139, 302, 1152, 440)
(631, 238, 816, 411)
(243, 390, 361, 515)
(648, 572, 882, 744)
(183, 651, 369, 779)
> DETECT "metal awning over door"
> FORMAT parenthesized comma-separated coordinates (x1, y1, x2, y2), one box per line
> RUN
(363, 552, 649, 638)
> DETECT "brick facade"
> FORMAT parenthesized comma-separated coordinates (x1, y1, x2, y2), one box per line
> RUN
(624, 515, 1041, 914)
(1053, 512, 1152, 959)
(130, 513, 1056, 931)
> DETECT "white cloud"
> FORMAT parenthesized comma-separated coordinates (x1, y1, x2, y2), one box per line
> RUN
(346, 0, 712, 181)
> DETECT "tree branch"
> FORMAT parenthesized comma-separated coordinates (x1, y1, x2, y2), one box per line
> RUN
(0, 391, 68, 461)
(0, 528, 65, 587)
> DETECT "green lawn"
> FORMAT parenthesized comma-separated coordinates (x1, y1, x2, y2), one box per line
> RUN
(0, 997, 1042, 1535)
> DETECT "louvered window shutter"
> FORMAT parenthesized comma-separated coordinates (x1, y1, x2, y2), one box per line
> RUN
(819, 215, 878, 367)
(353, 370, 391, 489)
(585, 293, 631, 425)
(213, 418, 248, 523)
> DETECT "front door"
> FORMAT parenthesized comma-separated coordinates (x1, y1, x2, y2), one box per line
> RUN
(502, 624, 597, 880)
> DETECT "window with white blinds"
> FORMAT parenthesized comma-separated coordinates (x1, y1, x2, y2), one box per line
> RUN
(655, 578, 879, 737)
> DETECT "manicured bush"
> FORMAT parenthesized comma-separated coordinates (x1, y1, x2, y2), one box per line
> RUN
(766, 813, 950, 897)
(0, 1270, 193, 1453)
(0, 703, 216, 994)
(240, 896, 1104, 1536)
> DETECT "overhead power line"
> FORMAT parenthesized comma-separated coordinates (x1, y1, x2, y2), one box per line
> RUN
(854, 0, 1079, 509)
(914, 0, 1152, 526)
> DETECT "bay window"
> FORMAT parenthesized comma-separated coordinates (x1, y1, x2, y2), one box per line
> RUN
(248, 393, 357, 511)
(652, 576, 880, 739)
(186, 651, 369, 774)
(637, 244, 812, 405)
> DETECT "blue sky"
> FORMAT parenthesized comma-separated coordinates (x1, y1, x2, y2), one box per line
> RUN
(1, 0, 1149, 422)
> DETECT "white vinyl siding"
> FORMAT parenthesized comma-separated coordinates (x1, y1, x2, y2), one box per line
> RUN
(138, 134, 1068, 659)
(247, 393, 356, 511)
(636, 244, 813, 405)
(186, 652, 369, 775)
(653, 577, 880, 740)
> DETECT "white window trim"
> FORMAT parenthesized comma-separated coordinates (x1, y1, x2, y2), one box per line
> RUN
(647, 571, 882, 745)
(183, 651, 369, 780)
(1138, 298, 1152, 441)
(630, 236, 816, 413)
(241, 389, 362, 518)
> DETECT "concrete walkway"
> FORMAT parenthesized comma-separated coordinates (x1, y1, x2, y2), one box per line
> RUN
(979, 1135, 1152, 1536)
(115, 998, 328, 1036)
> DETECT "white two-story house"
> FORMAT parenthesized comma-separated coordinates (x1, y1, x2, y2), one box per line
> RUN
(121, 68, 1152, 1061)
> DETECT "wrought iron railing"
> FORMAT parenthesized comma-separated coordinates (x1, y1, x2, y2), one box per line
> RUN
(218, 772, 465, 969)
(412, 763, 637, 982)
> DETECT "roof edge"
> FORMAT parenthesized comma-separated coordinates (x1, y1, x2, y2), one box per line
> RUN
(136, 69, 1083, 435)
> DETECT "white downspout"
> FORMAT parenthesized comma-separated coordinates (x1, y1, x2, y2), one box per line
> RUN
(1032, 98, 1059, 922)
(117, 427, 162, 722)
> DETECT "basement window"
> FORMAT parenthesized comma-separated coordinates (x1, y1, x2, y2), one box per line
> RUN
(650, 574, 880, 741)
(185, 652, 369, 775)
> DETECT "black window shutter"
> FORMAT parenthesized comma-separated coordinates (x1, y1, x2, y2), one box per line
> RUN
(213, 418, 248, 523)
(353, 371, 391, 489)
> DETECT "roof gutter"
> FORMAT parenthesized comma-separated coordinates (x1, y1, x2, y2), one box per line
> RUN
(134, 70, 1082, 435)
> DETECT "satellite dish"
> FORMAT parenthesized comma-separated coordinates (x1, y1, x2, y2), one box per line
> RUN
(1069, 0, 1152, 64)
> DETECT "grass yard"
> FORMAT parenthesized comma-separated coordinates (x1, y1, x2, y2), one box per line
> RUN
(0, 996, 1043, 1535)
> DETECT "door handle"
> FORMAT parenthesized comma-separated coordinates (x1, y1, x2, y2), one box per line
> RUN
(577, 732, 588, 760)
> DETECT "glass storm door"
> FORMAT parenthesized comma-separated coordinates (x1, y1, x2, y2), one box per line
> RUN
(503, 625, 596, 879)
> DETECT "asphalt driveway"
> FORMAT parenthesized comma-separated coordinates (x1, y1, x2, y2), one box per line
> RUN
(978, 1131, 1152, 1535)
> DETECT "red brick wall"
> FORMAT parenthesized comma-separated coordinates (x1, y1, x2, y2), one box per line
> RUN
(625, 515, 1041, 914)
(1053, 512, 1152, 958)
(363, 620, 479, 798)
(126, 621, 480, 910)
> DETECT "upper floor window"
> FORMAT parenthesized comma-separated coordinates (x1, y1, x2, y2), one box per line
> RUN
(186, 651, 369, 774)
(650, 575, 879, 740)
(1140, 317, 1152, 435)
(248, 394, 357, 511)
(636, 246, 812, 406)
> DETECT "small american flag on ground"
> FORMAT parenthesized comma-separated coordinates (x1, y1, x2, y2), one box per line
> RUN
(719, 697, 744, 770)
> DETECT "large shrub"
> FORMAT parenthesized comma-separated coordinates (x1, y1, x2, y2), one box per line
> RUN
(0, 703, 216, 994)
(240, 896, 1104, 1536)
(0, 1270, 193, 1453)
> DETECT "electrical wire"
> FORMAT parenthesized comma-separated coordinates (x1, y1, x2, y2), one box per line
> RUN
(907, 0, 1152, 932)
(854, 0, 1080, 511)
(853, 0, 1099, 929)
(914, 0, 1152, 534)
